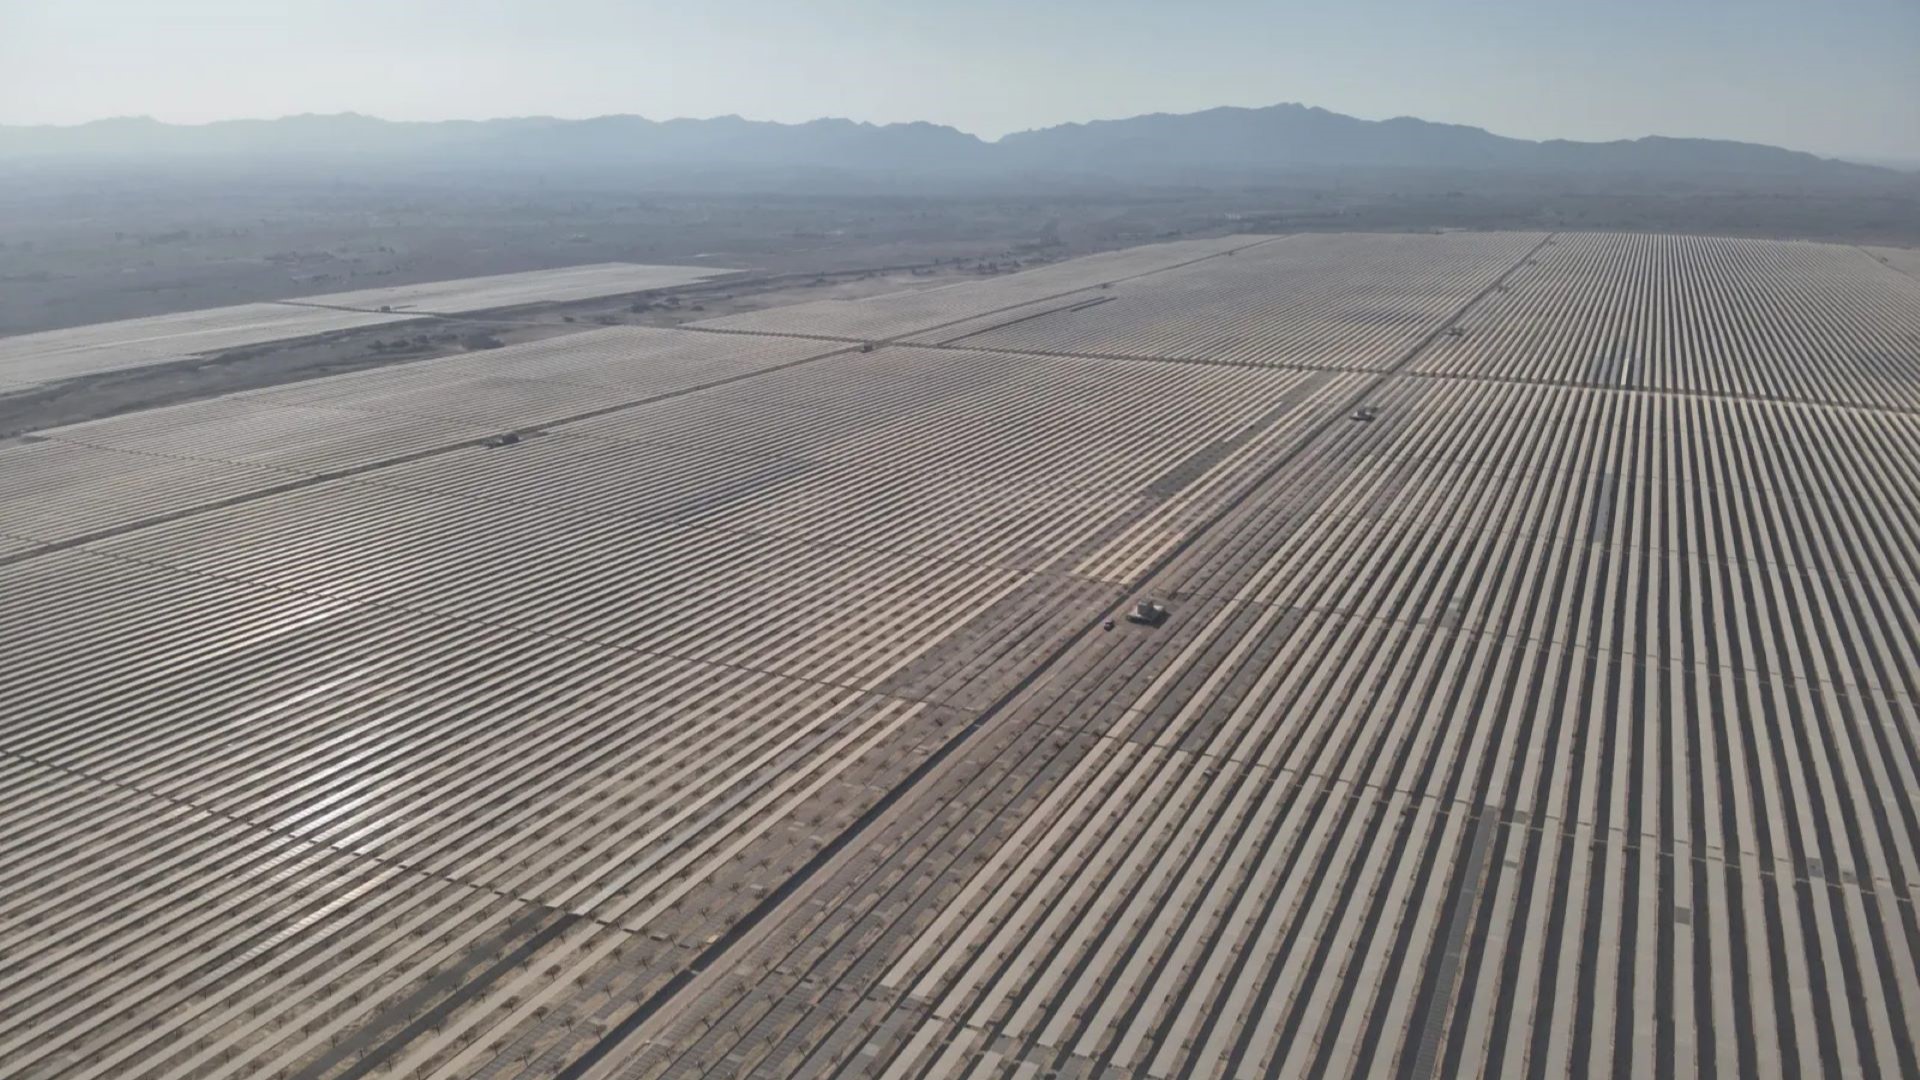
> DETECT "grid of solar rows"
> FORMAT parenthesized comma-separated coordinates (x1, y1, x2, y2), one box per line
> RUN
(0, 262, 732, 392)
(8, 230, 1916, 1080)
(1412, 233, 1920, 410)
(39, 395, 503, 471)
(235, 325, 846, 427)
(612, 238, 1920, 1080)
(914, 232, 1546, 369)
(1866, 246, 1920, 285)
(688, 235, 1277, 342)
(0, 328, 845, 548)
(73, 353, 1361, 683)
(343, 349, 1368, 572)
(0, 438, 307, 546)
(0, 585, 939, 1080)
(861, 386, 1920, 1080)
(0, 313, 1396, 1074)
(0, 303, 417, 389)
(285, 263, 733, 315)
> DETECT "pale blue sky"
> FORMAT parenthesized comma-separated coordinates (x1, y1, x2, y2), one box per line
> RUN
(2, 0, 1916, 158)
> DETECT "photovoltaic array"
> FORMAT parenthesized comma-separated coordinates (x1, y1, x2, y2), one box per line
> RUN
(2, 232, 1917, 1079)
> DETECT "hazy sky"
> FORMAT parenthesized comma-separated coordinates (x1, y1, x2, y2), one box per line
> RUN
(3, 0, 1916, 159)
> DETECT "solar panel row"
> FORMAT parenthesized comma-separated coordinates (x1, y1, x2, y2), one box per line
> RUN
(0, 262, 735, 390)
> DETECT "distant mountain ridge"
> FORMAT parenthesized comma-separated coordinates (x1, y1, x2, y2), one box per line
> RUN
(0, 103, 1885, 182)
(995, 105, 1867, 178)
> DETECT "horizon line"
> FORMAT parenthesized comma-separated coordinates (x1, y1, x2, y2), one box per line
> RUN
(0, 102, 1856, 160)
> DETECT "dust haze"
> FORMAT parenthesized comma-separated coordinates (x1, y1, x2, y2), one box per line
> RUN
(3, 104, 1917, 338)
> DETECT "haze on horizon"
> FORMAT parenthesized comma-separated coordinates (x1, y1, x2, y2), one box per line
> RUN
(2, 0, 1916, 161)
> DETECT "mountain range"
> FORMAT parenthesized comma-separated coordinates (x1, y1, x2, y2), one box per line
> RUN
(0, 103, 1888, 184)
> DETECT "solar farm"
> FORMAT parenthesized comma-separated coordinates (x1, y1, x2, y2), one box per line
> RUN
(0, 263, 735, 391)
(2, 231, 1919, 1079)
(0, 304, 418, 390)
